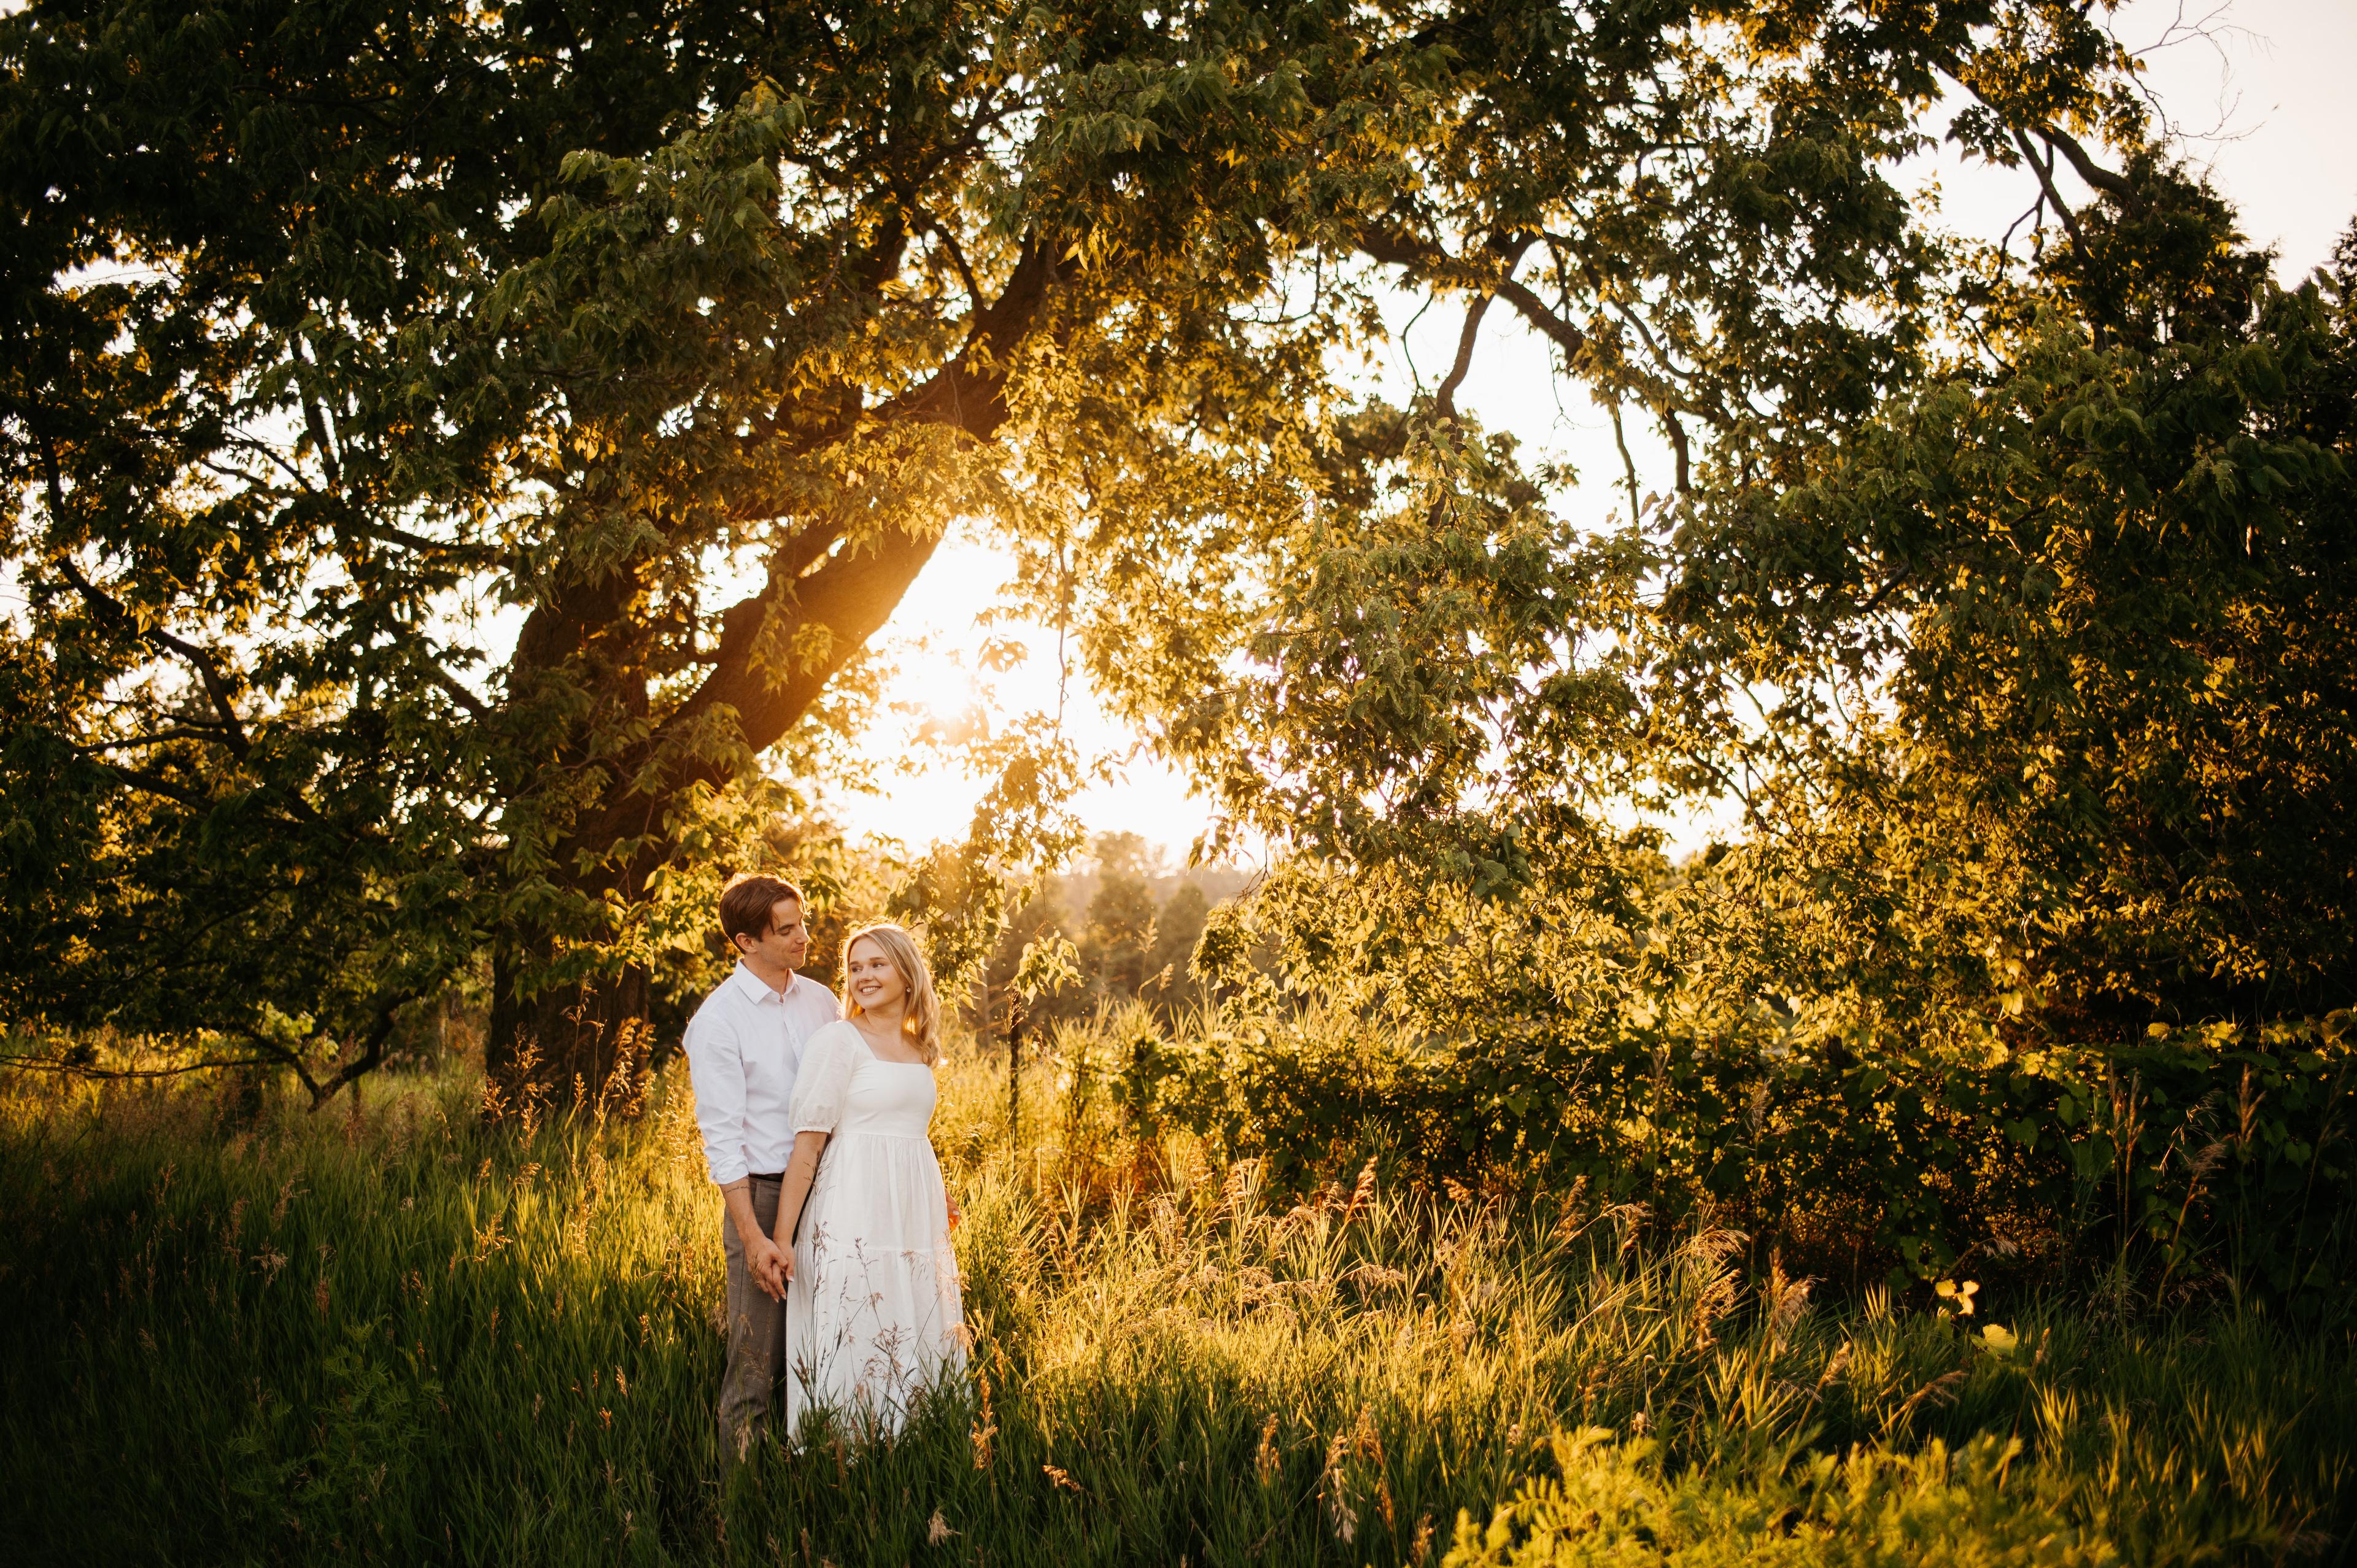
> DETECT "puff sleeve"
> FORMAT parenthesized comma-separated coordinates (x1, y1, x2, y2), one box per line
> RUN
(789, 1021, 861, 1135)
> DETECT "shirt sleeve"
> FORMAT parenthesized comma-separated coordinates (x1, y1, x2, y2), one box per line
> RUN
(789, 1022, 860, 1135)
(682, 1003, 749, 1187)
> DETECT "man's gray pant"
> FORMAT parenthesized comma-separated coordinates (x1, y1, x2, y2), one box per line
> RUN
(719, 1175, 786, 1463)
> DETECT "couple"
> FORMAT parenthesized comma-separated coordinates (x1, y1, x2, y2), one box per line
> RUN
(681, 875, 965, 1462)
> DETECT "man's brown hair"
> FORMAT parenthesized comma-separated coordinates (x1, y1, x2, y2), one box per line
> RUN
(718, 874, 805, 951)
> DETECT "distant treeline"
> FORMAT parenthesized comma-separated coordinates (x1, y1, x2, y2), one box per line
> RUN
(973, 834, 1256, 1031)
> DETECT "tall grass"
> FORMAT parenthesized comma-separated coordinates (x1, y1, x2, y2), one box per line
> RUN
(1, 1022, 2350, 1566)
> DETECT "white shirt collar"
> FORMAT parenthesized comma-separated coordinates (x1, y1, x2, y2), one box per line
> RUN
(730, 962, 799, 1006)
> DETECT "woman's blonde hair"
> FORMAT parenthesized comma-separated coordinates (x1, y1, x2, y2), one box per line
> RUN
(839, 922, 942, 1064)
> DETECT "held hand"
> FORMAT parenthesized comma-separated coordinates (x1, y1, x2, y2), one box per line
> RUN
(945, 1192, 962, 1230)
(747, 1234, 789, 1302)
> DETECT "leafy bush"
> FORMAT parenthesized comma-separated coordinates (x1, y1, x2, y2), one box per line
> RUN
(1102, 864, 2355, 1303)
(1444, 1431, 2111, 1568)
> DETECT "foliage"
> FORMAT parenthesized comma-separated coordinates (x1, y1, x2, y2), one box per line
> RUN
(4, 1057, 2354, 1566)
(1444, 1431, 2111, 1568)
(1132, 159, 2357, 1303)
(1121, 858, 2357, 1303)
(1661, 171, 2357, 1031)
(1, 0, 2139, 1093)
(1182, 160, 2357, 1019)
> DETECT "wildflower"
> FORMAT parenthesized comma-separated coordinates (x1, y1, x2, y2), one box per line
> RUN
(1343, 1157, 1377, 1222)
(1320, 1431, 1357, 1543)
(972, 1369, 997, 1469)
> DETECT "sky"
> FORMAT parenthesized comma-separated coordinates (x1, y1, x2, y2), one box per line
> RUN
(828, 0, 2357, 863)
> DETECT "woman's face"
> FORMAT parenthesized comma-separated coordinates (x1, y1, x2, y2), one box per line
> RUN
(846, 937, 907, 1013)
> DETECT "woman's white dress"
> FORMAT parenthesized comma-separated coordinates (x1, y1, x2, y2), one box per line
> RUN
(783, 1020, 965, 1441)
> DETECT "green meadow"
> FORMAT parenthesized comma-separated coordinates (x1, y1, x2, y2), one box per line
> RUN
(5, 1022, 2350, 1568)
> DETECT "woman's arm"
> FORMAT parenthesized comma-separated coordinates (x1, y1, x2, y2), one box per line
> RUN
(770, 1128, 830, 1272)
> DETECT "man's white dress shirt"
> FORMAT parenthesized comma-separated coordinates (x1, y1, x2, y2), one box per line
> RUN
(683, 963, 841, 1186)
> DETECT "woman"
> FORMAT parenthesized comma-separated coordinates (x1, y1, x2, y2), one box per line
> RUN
(772, 922, 965, 1442)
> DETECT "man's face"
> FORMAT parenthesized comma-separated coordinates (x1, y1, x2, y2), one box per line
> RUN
(735, 898, 809, 973)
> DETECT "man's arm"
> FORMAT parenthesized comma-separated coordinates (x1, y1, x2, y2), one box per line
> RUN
(683, 1009, 789, 1297)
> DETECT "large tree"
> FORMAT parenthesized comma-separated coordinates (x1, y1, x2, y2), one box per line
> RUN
(1, 0, 2127, 1098)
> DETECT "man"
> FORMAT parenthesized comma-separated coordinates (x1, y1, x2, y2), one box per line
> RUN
(682, 874, 840, 1464)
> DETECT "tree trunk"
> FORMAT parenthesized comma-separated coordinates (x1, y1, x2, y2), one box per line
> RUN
(488, 942, 651, 1106)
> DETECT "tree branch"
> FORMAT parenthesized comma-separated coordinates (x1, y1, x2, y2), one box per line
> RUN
(1490, 273, 1590, 363)
(918, 207, 986, 311)
(50, 562, 254, 761)
(94, 762, 209, 809)
(1953, 70, 2135, 208)
(1359, 228, 1584, 368)
(2041, 123, 2134, 201)
(293, 337, 344, 489)
(350, 520, 502, 566)
(303, 992, 407, 1110)
(1609, 400, 1643, 530)
(540, 238, 1070, 885)
(74, 728, 239, 753)
(2011, 125, 2085, 250)
(226, 1024, 326, 1103)
(40, 434, 256, 759)
(0, 1052, 290, 1081)
(428, 666, 493, 721)
(1433, 288, 1498, 422)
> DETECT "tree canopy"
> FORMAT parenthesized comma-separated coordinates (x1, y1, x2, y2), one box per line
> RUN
(1, 0, 2223, 1098)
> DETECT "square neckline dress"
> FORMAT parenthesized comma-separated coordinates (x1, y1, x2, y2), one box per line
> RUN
(782, 1019, 967, 1442)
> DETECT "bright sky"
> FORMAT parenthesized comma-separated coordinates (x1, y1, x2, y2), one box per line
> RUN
(829, 0, 2357, 861)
